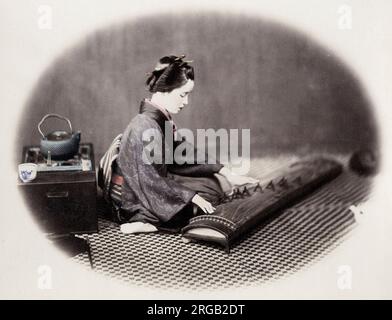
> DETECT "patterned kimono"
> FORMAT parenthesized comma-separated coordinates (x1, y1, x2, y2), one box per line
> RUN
(116, 99, 226, 226)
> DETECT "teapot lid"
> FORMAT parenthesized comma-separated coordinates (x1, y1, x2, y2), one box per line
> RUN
(45, 131, 72, 141)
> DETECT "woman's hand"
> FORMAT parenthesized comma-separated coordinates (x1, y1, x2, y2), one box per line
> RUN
(191, 194, 215, 214)
(219, 167, 259, 187)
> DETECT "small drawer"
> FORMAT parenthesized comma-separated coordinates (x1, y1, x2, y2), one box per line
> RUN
(19, 181, 98, 234)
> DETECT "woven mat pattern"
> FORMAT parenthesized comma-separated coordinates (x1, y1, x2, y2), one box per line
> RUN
(74, 155, 372, 290)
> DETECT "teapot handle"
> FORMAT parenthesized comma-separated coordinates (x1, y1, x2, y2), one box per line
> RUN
(38, 113, 73, 138)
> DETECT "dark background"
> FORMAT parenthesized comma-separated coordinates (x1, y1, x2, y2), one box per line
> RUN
(16, 13, 378, 163)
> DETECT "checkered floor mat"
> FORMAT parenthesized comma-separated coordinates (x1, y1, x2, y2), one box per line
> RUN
(73, 155, 373, 290)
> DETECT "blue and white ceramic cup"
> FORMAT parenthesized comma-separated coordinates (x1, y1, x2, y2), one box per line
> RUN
(18, 163, 38, 182)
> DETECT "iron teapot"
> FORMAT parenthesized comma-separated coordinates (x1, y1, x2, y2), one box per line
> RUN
(38, 113, 81, 160)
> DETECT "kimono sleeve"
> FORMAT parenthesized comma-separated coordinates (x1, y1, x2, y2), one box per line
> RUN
(118, 118, 196, 223)
(168, 137, 223, 177)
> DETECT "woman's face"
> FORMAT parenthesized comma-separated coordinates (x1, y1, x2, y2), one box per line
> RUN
(164, 80, 194, 114)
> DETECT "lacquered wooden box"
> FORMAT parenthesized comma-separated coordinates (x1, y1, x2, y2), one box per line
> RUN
(17, 143, 98, 235)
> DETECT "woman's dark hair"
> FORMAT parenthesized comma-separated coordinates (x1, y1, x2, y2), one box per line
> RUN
(146, 55, 194, 93)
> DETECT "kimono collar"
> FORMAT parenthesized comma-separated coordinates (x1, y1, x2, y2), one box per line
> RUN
(139, 99, 177, 134)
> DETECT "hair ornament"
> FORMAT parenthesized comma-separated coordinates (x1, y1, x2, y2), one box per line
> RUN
(174, 54, 186, 61)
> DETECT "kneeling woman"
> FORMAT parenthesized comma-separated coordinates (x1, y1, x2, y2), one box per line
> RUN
(111, 55, 257, 232)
